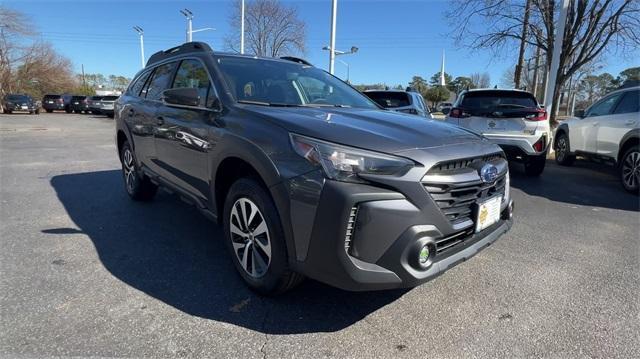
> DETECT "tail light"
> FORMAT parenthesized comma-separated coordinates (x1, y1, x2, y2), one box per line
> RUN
(449, 108, 470, 118)
(56, 98, 63, 103)
(533, 135, 547, 152)
(83, 99, 88, 104)
(525, 109, 547, 121)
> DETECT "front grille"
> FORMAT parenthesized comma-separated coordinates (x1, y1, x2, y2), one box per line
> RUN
(430, 153, 503, 173)
(424, 175, 506, 226)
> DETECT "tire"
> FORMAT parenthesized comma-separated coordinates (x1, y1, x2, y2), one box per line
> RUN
(35, 110, 40, 115)
(46, 109, 53, 113)
(524, 153, 546, 176)
(223, 178, 303, 295)
(120, 141, 158, 201)
(29, 111, 34, 115)
(554, 132, 575, 166)
(620, 145, 640, 194)
(73, 110, 79, 114)
(65, 106, 72, 113)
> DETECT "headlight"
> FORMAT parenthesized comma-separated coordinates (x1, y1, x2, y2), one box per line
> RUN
(290, 133, 414, 183)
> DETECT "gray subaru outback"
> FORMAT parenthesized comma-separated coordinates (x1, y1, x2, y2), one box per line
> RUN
(115, 42, 513, 294)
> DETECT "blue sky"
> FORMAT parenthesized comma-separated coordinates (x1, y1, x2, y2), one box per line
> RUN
(5, 0, 638, 86)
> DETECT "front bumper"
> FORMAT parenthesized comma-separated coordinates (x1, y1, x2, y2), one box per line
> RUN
(5, 104, 37, 112)
(291, 178, 513, 291)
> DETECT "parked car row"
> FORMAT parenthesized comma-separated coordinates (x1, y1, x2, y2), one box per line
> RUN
(1, 94, 120, 118)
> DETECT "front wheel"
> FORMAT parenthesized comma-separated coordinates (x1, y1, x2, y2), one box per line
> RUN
(120, 141, 157, 201)
(620, 146, 640, 194)
(223, 178, 303, 295)
(555, 133, 575, 166)
(524, 154, 546, 176)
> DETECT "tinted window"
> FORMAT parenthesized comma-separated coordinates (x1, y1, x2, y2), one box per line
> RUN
(364, 92, 411, 108)
(145, 62, 176, 100)
(6, 95, 29, 102)
(587, 93, 622, 117)
(613, 90, 639, 114)
(216, 56, 377, 109)
(172, 59, 211, 107)
(128, 71, 152, 97)
(43, 95, 61, 100)
(459, 91, 537, 115)
(71, 96, 85, 101)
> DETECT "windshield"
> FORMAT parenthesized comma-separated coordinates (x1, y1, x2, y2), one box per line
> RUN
(216, 56, 378, 109)
(364, 92, 411, 108)
(460, 91, 538, 115)
(6, 95, 30, 102)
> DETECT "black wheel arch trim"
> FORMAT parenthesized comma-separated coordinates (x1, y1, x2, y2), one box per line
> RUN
(618, 129, 640, 163)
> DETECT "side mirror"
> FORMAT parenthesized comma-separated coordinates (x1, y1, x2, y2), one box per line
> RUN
(574, 109, 585, 118)
(162, 87, 200, 107)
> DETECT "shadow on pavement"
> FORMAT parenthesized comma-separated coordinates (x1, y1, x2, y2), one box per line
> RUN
(48, 170, 405, 334)
(509, 160, 639, 212)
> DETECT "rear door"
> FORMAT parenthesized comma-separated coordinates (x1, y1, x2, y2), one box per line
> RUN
(454, 90, 542, 136)
(596, 89, 639, 157)
(154, 58, 218, 202)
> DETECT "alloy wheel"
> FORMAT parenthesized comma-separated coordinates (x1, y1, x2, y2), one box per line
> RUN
(229, 198, 272, 278)
(122, 148, 136, 193)
(622, 150, 640, 189)
(556, 137, 568, 162)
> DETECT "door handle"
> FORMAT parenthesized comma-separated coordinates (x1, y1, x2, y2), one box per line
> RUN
(156, 116, 165, 125)
(625, 120, 636, 126)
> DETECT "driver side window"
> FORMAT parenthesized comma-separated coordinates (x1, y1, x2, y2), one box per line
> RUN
(586, 93, 621, 117)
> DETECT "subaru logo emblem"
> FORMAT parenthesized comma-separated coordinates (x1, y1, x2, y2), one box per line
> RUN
(480, 164, 498, 183)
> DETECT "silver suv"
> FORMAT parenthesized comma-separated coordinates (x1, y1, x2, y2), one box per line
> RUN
(445, 89, 550, 176)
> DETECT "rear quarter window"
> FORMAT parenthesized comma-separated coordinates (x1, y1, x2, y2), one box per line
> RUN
(365, 92, 411, 108)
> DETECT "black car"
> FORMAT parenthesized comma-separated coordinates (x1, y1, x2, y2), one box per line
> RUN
(2, 94, 39, 114)
(42, 94, 72, 113)
(363, 90, 432, 118)
(87, 96, 104, 114)
(115, 42, 513, 294)
(70, 96, 90, 113)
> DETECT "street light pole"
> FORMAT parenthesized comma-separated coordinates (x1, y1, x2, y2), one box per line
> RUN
(329, 0, 337, 74)
(180, 9, 194, 42)
(240, 0, 245, 54)
(133, 26, 145, 68)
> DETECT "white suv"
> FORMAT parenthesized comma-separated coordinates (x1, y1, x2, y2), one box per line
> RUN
(445, 89, 550, 176)
(554, 86, 639, 193)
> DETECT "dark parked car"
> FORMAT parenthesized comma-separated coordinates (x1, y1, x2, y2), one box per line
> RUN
(115, 42, 513, 294)
(363, 90, 432, 118)
(42, 94, 72, 113)
(70, 96, 90, 113)
(2, 94, 39, 114)
(87, 96, 103, 114)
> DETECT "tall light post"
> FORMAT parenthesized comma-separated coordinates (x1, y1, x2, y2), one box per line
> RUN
(180, 8, 194, 42)
(329, 0, 338, 74)
(133, 26, 145, 68)
(240, 0, 245, 54)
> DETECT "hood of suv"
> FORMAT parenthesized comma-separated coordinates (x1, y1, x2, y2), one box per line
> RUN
(247, 106, 485, 153)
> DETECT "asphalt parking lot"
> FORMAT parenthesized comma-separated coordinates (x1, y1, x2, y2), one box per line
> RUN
(1, 113, 639, 358)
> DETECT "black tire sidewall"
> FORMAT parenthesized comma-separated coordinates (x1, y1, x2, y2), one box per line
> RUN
(222, 178, 289, 295)
(120, 142, 142, 198)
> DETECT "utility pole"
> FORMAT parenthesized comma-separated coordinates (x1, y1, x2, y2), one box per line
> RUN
(544, 0, 570, 117)
(514, 0, 532, 89)
(439, 50, 446, 86)
(180, 8, 194, 42)
(531, 46, 541, 98)
(133, 26, 145, 68)
(81, 64, 86, 88)
(329, 0, 337, 74)
(240, 0, 245, 54)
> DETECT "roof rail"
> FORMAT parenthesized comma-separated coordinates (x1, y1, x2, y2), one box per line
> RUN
(280, 56, 312, 66)
(147, 42, 213, 67)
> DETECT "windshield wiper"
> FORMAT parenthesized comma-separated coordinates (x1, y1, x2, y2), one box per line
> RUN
(304, 103, 352, 108)
(237, 100, 308, 107)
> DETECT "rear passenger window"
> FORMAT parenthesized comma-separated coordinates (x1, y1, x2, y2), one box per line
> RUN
(613, 90, 639, 114)
(145, 62, 176, 100)
(128, 71, 152, 97)
(587, 93, 622, 117)
(172, 59, 211, 107)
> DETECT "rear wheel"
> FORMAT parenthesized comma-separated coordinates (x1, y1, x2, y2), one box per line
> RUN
(555, 133, 575, 166)
(223, 178, 303, 295)
(46, 109, 53, 113)
(120, 141, 157, 201)
(524, 154, 546, 176)
(620, 146, 640, 194)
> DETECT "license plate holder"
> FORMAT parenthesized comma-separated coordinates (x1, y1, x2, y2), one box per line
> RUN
(476, 195, 502, 232)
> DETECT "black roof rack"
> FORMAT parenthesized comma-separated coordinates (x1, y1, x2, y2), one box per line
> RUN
(147, 42, 212, 67)
(280, 56, 312, 66)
